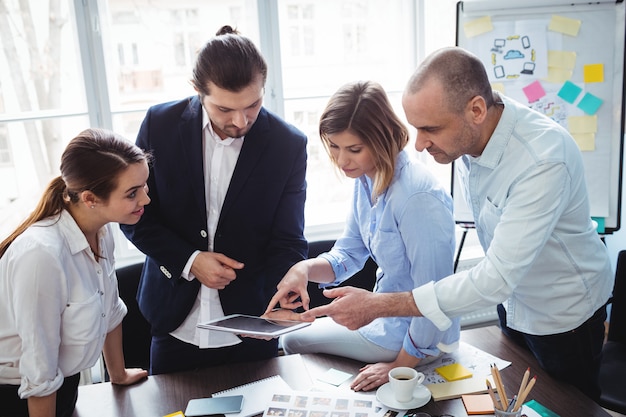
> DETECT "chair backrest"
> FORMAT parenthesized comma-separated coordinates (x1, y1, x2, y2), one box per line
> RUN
(306, 239, 378, 309)
(116, 262, 152, 370)
(607, 250, 626, 344)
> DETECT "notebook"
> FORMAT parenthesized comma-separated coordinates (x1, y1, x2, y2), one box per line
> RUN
(426, 375, 495, 401)
(213, 375, 291, 417)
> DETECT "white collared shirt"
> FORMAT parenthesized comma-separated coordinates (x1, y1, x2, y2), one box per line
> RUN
(413, 95, 612, 336)
(171, 108, 244, 348)
(0, 210, 127, 397)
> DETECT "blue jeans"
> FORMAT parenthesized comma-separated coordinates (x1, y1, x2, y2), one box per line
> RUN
(497, 303, 606, 401)
(150, 333, 278, 375)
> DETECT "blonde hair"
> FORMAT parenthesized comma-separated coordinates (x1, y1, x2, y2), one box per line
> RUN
(319, 81, 408, 200)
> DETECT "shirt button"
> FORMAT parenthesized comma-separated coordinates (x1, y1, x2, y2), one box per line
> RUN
(200, 230, 208, 238)
(101, 313, 106, 317)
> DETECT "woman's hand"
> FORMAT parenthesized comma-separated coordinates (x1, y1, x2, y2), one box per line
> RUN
(350, 362, 394, 392)
(350, 349, 422, 391)
(109, 368, 148, 385)
(265, 261, 313, 313)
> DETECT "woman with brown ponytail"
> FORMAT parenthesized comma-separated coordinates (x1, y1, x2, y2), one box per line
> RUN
(0, 128, 150, 417)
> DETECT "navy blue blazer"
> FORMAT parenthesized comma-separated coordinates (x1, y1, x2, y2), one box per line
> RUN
(121, 96, 308, 336)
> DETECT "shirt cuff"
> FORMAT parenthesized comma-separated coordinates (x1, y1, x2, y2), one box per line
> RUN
(412, 282, 453, 331)
(182, 250, 201, 281)
(402, 333, 427, 358)
(19, 371, 64, 399)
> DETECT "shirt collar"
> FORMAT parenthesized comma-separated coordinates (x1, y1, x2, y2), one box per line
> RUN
(54, 210, 107, 256)
(201, 106, 245, 145)
(470, 93, 515, 169)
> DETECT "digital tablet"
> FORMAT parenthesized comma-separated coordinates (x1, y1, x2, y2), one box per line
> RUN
(184, 395, 244, 416)
(197, 314, 310, 337)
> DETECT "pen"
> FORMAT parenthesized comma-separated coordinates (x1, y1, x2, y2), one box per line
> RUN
(506, 395, 517, 412)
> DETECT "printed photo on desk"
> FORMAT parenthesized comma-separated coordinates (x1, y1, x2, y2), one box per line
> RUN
(261, 391, 407, 417)
(197, 314, 310, 337)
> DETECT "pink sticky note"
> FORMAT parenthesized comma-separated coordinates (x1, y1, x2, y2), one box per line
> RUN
(522, 80, 546, 103)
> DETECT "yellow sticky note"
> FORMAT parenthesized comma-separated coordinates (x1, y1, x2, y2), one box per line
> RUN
(544, 67, 573, 83)
(549, 15, 582, 37)
(568, 115, 597, 133)
(573, 133, 596, 151)
(436, 363, 473, 381)
(464, 16, 493, 38)
(584, 63, 604, 83)
(164, 412, 185, 417)
(548, 50, 577, 69)
(491, 83, 506, 94)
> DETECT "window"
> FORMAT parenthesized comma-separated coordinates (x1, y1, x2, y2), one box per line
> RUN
(0, 0, 461, 263)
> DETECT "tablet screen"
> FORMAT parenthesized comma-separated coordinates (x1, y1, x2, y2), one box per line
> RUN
(198, 314, 310, 337)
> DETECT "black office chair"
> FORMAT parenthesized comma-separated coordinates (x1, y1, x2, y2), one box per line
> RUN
(115, 262, 152, 371)
(598, 250, 626, 414)
(305, 239, 378, 308)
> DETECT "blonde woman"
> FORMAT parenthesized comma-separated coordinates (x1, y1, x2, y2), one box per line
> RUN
(267, 81, 460, 391)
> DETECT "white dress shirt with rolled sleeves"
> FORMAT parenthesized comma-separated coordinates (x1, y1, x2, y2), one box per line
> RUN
(0, 210, 127, 398)
(412, 94, 613, 336)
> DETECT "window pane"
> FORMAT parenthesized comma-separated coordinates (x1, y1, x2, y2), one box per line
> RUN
(277, 0, 416, 227)
(102, 0, 261, 112)
(0, 116, 91, 238)
(0, 1, 87, 114)
(0, 0, 89, 236)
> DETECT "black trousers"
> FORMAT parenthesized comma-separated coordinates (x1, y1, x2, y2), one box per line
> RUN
(0, 373, 80, 417)
(498, 303, 606, 401)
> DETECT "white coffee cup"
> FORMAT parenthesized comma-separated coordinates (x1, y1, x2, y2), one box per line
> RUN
(388, 366, 425, 403)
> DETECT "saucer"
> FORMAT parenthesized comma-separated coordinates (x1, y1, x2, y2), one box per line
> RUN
(375, 382, 432, 409)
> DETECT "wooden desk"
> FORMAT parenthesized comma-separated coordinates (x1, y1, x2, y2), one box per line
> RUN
(72, 326, 610, 417)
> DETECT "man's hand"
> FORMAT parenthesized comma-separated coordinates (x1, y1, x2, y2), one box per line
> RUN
(191, 252, 244, 289)
(300, 287, 381, 329)
(301, 287, 419, 330)
(264, 262, 312, 314)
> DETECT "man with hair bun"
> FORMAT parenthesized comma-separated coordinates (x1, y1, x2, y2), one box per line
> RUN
(121, 26, 308, 374)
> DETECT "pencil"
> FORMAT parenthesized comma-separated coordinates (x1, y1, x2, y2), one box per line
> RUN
(486, 379, 502, 410)
(491, 364, 508, 407)
(515, 367, 530, 405)
(513, 375, 537, 412)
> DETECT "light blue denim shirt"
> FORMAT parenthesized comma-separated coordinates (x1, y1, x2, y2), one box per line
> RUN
(319, 150, 460, 358)
(413, 94, 613, 335)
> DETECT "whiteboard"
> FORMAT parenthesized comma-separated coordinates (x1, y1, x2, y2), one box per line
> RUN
(453, 0, 625, 233)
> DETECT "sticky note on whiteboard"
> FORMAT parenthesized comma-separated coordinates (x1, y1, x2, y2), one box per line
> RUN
(464, 16, 493, 38)
(549, 15, 582, 36)
(584, 64, 604, 83)
(568, 115, 597, 134)
(577, 93, 603, 115)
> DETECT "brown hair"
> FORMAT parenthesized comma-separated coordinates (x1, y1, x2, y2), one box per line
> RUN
(405, 47, 495, 113)
(0, 128, 149, 257)
(319, 81, 409, 201)
(191, 25, 268, 96)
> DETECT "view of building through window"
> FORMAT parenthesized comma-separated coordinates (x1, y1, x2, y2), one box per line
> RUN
(0, 0, 460, 261)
